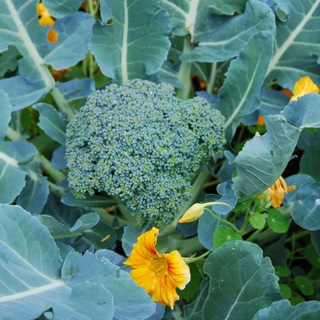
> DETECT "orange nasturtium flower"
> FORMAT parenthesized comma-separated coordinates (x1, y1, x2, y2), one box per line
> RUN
(256, 115, 265, 126)
(123, 227, 190, 309)
(37, 2, 58, 44)
(267, 176, 295, 208)
(290, 76, 319, 101)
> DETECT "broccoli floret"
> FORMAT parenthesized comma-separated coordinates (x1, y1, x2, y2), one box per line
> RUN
(66, 79, 225, 226)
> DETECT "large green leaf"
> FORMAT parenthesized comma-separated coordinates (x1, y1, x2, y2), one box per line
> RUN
(42, 0, 84, 18)
(0, 90, 10, 139)
(209, 0, 247, 15)
(232, 115, 300, 200)
(90, 0, 171, 84)
(280, 94, 320, 129)
(187, 241, 281, 320)
(291, 182, 320, 231)
(0, 0, 93, 110)
(0, 141, 37, 203)
(16, 171, 49, 215)
(0, 205, 156, 319)
(62, 193, 118, 208)
(300, 130, 320, 181)
(184, 280, 210, 320)
(265, 0, 320, 89)
(38, 212, 100, 238)
(0, 46, 19, 77)
(161, 0, 209, 38)
(253, 299, 320, 319)
(181, 0, 275, 63)
(44, 195, 118, 251)
(33, 103, 67, 145)
(215, 31, 274, 141)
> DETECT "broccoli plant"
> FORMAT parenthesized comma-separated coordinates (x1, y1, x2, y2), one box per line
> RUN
(66, 79, 225, 226)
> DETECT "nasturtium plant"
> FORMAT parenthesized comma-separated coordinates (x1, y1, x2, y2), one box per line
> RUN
(1, 0, 320, 318)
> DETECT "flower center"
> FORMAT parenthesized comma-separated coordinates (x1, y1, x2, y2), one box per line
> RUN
(150, 254, 168, 277)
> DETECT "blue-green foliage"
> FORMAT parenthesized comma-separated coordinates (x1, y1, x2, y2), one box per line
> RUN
(66, 79, 225, 226)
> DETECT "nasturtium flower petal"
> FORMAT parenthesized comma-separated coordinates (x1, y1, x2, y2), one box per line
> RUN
(39, 16, 55, 27)
(123, 227, 190, 309)
(267, 176, 295, 208)
(290, 76, 319, 101)
(47, 29, 58, 44)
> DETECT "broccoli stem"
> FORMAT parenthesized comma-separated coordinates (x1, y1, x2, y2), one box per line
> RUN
(94, 208, 129, 227)
(206, 62, 217, 94)
(176, 37, 192, 100)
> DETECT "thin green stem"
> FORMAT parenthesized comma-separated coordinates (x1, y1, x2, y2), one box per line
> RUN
(205, 208, 241, 234)
(50, 87, 74, 120)
(47, 181, 67, 197)
(288, 233, 296, 268)
(184, 250, 211, 264)
(203, 178, 220, 188)
(6, 126, 22, 141)
(246, 228, 264, 242)
(206, 62, 217, 94)
(37, 154, 66, 183)
(285, 230, 309, 244)
(94, 208, 129, 227)
(240, 211, 250, 233)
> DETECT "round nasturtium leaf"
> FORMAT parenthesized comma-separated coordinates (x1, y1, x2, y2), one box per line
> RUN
(267, 208, 290, 233)
(279, 284, 292, 299)
(291, 293, 305, 306)
(213, 225, 242, 249)
(274, 265, 291, 278)
(305, 244, 320, 269)
(295, 276, 314, 296)
(250, 213, 266, 230)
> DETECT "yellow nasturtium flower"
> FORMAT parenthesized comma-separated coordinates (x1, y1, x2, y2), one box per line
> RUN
(290, 76, 319, 101)
(267, 176, 295, 208)
(123, 227, 190, 310)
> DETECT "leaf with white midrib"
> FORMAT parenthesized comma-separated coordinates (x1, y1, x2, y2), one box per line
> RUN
(90, 0, 171, 84)
(200, 241, 281, 320)
(265, 0, 320, 88)
(0, 205, 156, 320)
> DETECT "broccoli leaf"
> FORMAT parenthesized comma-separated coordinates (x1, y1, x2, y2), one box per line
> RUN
(265, 0, 320, 89)
(0, 0, 93, 111)
(0, 90, 11, 139)
(0, 141, 37, 203)
(181, 0, 275, 63)
(16, 173, 49, 215)
(161, 0, 209, 39)
(232, 115, 300, 200)
(42, 0, 84, 18)
(253, 300, 320, 319)
(0, 204, 156, 319)
(185, 241, 281, 320)
(38, 212, 100, 238)
(216, 31, 274, 141)
(90, 0, 171, 84)
(33, 103, 67, 145)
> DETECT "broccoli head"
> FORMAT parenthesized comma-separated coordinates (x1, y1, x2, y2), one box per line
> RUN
(66, 79, 225, 226)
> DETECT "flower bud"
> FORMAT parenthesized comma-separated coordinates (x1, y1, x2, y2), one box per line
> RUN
(179, 203, 205, 223)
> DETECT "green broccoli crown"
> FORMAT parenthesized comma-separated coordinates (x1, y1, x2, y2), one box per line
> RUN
(66, 79, 225, 226)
